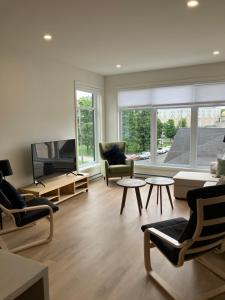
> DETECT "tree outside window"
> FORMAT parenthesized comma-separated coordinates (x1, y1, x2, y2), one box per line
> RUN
(76, 90, 95, 167)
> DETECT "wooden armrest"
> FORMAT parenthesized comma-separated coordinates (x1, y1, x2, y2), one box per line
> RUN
(147, 227, 183, 248)
(20, 193, 35, 200)
(7, 205, 53, 214)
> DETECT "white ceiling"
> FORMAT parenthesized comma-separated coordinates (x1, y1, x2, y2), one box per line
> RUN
(0, 0, 225, 75)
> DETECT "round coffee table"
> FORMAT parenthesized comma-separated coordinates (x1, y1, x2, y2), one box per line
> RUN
(117, 178, 146, 216)
(145, 177, 174, 214)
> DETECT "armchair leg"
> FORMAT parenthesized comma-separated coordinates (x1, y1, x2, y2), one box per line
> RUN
(144, 231, 225, 300)
(0, 236, 8, 250)
(0, 223, 35, 236)
(106, 178, 109, 186)
(144, 230, 152, 272)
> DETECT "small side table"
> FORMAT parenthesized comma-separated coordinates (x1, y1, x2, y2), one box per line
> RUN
(117, 179, 146, 216)
(145, 177, 174, 214)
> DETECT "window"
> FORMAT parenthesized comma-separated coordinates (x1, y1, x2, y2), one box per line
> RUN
(76, 90, 96, 167)
(120, 108, 151, 162)
(157, 108, 191, 166)
(197, 106, 225, 166)
(118, 83, 225, 170)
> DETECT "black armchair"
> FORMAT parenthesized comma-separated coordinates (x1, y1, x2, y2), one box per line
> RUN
(142, 184, 225, 300)
(0, 171, 59, 253)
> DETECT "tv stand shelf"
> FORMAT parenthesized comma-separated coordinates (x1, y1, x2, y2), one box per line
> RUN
(19, 173, 89, 204)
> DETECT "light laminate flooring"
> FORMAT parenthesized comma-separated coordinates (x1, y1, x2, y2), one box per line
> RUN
(4, 178, 225, 300)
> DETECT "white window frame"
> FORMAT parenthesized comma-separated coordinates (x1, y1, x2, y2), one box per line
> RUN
(75, 85, 101, 170)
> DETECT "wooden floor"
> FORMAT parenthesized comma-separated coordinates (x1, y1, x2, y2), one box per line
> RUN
(4, 177, 225, 300)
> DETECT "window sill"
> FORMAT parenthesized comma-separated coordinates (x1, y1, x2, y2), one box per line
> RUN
(79, 163, 100, 177)
(79, 161, 211, 178)
(134, 163, 210, 177)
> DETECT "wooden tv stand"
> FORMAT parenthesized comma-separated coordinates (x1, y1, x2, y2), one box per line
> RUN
(19, 173, 89, 204)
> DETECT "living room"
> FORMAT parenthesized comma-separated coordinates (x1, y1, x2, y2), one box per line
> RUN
(1, 0, 225, 299)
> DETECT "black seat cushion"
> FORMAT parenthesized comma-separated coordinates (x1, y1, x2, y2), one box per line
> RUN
(103, 145, 126, 165)
(0, 179, 26, 209)
(142, 185, 225, 266)
(141, 218, 188, 265)
(16, 198, 59, 227)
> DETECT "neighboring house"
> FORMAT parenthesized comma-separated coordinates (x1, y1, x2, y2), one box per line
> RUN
(165, 128, 225, 166)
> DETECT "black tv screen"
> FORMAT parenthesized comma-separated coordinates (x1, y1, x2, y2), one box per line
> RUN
(31, 139, 76, 181)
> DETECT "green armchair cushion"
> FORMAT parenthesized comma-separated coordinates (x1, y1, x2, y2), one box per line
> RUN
(103, 144, 126, 165)
(108, 164, 132, 175)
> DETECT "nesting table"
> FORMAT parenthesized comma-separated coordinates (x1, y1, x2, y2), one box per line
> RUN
(117, 178, 146, 215)
(145, 177, 174, 214)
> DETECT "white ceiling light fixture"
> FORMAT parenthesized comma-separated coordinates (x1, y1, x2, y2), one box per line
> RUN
(213, 50, 220, 56)
(43, 34, 53, 41)
(187, 0, 199, 8)
(116, 64, 121, 68)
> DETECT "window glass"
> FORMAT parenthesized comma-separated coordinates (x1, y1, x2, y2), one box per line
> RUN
(157, 108, 191, 165)
(76, 90, 95, 167)
(77, 90, 93, 108)
(197, 106, 225, 166)
(121, 109, 151, 163)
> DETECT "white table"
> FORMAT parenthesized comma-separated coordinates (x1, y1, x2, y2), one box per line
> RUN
(117, 178, 146, 215)
(0, 250, 49, 300)
(145, 177, 174, 214)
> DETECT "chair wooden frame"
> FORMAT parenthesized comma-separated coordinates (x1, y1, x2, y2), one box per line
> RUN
(144, 195, 225, 300)
(0, 202, 54, 253)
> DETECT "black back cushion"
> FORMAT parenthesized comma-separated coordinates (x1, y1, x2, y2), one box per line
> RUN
(0, 189, 13, 209)
(0, 179, 26, 209)
(103, 144, 126, 165)
(179, 184, 225, 242)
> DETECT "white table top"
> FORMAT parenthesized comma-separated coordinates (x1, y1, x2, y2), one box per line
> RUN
(145, 177, 174, 186)
(0, 250, 47, 300)
(117, 178, 146, 188)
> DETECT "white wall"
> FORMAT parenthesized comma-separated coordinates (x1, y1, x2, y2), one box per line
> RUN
(0, 45, 104, 187)
(105, 62, 225, 175)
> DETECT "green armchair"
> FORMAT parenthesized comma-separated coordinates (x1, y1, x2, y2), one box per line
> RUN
(99, 142, 134, 185)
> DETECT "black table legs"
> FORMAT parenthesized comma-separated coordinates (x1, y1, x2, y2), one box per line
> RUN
(145, 184, 174, 214)
(120, 187, 143, 216)
(135, 187, 143, 216)
(166, 185, 174, 209)
(120, 187, 127, 215)
(145, 184, 153, 209)
(120, 183, 173, 216)
(160, 186, 163, 214)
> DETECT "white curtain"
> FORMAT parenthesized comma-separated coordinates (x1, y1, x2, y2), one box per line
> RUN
(118, 82, 225, 108)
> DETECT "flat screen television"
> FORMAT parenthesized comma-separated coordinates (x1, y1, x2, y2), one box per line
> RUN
(31, 139, 76, 183)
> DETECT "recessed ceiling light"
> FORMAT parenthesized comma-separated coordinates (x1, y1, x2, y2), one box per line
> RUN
(187, 0, 199, 8)
(116, 64, 121, 68)
(213, 50, 220, 56)
(43, 34, 52, 41)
